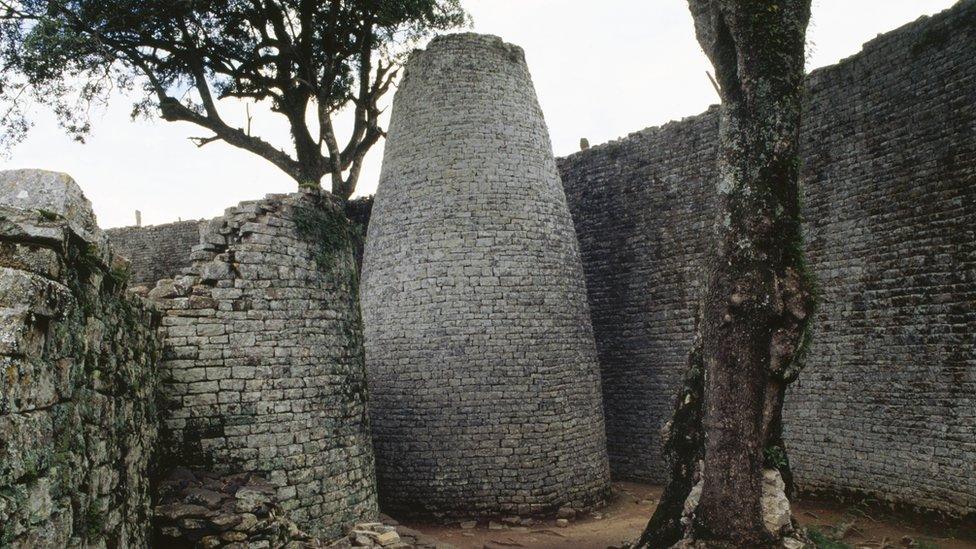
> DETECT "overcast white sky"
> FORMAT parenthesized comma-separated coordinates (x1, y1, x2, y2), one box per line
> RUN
(0, 0, 957, 228)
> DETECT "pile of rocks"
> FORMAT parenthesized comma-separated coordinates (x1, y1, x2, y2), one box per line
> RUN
(330, 523, 400, 548)
(154, 468, 318, 548)
(327, 519, 454, 549)
(154, 469, 442, 549)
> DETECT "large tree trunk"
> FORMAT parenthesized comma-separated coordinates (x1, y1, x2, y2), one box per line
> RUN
(637, 1, 815, 547)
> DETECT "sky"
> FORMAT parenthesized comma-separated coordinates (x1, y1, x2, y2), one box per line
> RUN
(0, 0, 958, 228)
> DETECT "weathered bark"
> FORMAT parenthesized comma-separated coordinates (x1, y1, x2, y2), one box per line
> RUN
(638, 1, 814, 547)
(634, 332, 705, 548)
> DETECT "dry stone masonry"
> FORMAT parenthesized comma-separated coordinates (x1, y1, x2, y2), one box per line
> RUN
(361, 33, 611, 517)
(4, 6, 974, 545)
(558, 1, 976, 517)
(148, 190, 378, 539)
(0, 170, 161, 547)
(109, 198, 374, 288)
(153, 465, 427, 549)
(107, 220, 202, 287)
(5, 176, 386, 546)
(153, 468, 328, 547)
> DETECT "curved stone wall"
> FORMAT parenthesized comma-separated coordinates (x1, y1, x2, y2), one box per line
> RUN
(558, 0, 976, 517)
(107, 219, 203, 287)
(362, 33, 611, 517)
(150, 190, 377, 538)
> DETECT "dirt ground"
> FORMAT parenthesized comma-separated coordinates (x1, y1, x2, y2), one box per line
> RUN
(396, 482, 976, 549)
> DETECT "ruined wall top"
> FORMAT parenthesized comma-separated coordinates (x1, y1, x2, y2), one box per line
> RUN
(149, 189, 378, 539)
(408, 32, 526, 66)
(0, 169, 105, 248)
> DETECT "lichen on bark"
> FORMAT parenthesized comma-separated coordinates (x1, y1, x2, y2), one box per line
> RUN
(637, 1, 816, 547)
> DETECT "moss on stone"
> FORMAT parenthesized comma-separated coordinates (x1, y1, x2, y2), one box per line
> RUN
(36, 209, 61, 222)
(84, 504, 106, 540)
(293, 201, 354, 270)
(73, 242, 102, 280)
(103, 264, 130, 294)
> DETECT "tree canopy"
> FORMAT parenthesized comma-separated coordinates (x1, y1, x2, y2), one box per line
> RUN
(0, 0, 467, 198)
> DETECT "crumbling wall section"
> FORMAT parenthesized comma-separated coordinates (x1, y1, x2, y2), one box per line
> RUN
(0, 170, 161, 547)
(107, 219, 203, 287)
(149, 190, 377, 539)
(558, 1, 976, 516)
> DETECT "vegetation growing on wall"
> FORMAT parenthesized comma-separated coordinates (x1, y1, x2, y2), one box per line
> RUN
(293, 201, 355, 271)
(0, 205, 161, 546)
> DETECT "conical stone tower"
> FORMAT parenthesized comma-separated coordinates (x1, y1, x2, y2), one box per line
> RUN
(361, 33, 611, 517)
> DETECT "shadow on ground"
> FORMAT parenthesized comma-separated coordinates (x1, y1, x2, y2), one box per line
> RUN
(394, 482, 976, 549)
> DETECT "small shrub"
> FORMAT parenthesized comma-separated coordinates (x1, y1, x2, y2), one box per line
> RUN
(763, 445, 788, 469)
(293, 202, 354, 270)
(807, 527, 853, 549)
(37, 209, 61, 221)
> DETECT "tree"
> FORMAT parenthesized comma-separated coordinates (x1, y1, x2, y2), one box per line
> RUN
(0, 0, 466, 198)
(637, 0, 815, 547)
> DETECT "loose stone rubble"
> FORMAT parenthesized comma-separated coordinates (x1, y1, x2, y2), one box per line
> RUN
(154, 467, 435, 549)
(327, 520, 453, 549)
(154, 468, 314, 548)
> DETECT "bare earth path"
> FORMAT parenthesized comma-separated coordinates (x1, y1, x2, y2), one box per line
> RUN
(397, 482, 976, 549)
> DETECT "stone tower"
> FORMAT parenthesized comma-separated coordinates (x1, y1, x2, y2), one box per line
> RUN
(361, 33, 611, 516)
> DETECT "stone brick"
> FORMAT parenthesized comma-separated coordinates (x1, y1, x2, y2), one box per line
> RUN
(0, 170, 161, 546)
(362, 33, 611, 517)
(152, 190, 378, 539)
(557, 2, 976, 517)
(107, 220, 203, 287)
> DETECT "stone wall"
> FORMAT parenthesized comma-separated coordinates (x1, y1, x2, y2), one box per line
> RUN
(0, 170, 161, 547)
(344, 195, 374, 274)
(362, 33, 611, 517)
(107, 198, 373, 287)
(107, 220, 203, 287)
(557, 1, 976, 517)
(149, 190, 378, 539)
